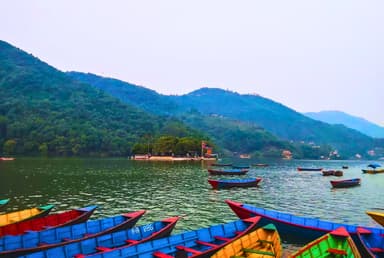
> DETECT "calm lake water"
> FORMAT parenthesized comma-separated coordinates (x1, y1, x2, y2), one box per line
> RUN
(0, 158, 383, 249)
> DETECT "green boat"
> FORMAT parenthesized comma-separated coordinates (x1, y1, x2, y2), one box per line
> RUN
(289, 227, 361, 257)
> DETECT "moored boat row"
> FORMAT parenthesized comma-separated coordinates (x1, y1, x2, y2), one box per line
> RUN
(2, 198, 383, 257)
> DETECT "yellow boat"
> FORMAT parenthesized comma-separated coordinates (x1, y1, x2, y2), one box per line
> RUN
(366, 210, 384, 226)
(211, 223, 282, 258)
(0, 204, 54, 227)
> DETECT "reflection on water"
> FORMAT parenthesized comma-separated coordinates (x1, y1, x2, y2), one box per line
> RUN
(1, 158, 383, 236)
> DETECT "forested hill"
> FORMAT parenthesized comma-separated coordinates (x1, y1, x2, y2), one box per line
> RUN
(173, 88, 380, 156)
(67, 72, 181, 115)
(68, 72, 297, 157)
(69, 73, 382, 158)
(0, 40, 202, 156)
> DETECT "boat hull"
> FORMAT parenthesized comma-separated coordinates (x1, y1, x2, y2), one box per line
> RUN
(62, 216, 262, 258)
(330, 178, 361, 188)
(207, 168, 248, 175)
(366, 211, 384, 227)
(290, 227, 361, 258)
(211, 223, 282, 258)
(362, 168, 384, 174)
(0, 205, 97, 237)
(0, 210, 145, 257)
(297, 167, 323, 171)
(0, 205, 54, 227)
(23, 217, 179, 258)
(208, 178, 261, 189)
(225, 199, 384, 255)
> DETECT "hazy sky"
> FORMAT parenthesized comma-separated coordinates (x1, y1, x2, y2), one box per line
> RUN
(1, 1, 383, 125)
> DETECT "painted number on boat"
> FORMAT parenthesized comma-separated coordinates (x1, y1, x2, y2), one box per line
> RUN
(143, 223, 154, 232)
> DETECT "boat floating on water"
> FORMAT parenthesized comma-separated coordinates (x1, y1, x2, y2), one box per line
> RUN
(330, 178, 361, 188)
(0, 205, 54, 227)
(207, 168, 249, 175)
(0, 210, 145, 257)
(225, 199, 384, 256)
(208, 178, 262, 189)
(297, 167, 323, 171)
(47, 216, 262, 258)
(22, 216, 179, 258)
(0, 205, 97, 237)
(366, 210, 384, 227)
(211, 223, 282, 258)
(289, 227, 361, 258)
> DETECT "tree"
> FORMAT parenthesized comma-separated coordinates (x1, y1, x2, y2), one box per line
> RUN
(3, 139, 16, 155)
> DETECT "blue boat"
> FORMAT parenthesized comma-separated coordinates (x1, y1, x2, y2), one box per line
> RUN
(22, 217, 179, 258)
(0, 210, 145, 257)
(208, 178, 262, 189)
(37, 216, 261, 258)
(207, 168, 248, 175)
(356, 227, 384, 258)
(226, 199, 384, 257)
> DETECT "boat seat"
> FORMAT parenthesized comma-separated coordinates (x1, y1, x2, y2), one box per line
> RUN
(242, 248, 275, 257)
(176, 245, 202, 254)
(95, 246, 112, 252)
(370, 247, 384, 253)
(258, 239, 274, 245)
(195, 240, 218, 248)
(327, 248, 347, 255)
(214, 235, 232, 241)
(153, 251, 174, 258)
(125, 239, 139, 244)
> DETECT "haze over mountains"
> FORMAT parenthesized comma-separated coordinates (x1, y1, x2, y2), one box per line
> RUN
(305, 111, 384, 138)
(1, 40, 383, 159)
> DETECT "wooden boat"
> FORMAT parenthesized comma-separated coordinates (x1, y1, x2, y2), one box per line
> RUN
(0, 199, 9, 210)
(297, 167, 323, 171)
(334, 170, 343, 176)
(211, 223, 282, 258)
(356, 227, 384, 258)
(330, 178, 361, 188)
(362, 168, 384, 174)
(211, 163, 233, 167)
(57, 216, 262, 258)
(0, 210, 145, 257)
(23, 216, 179, 258)
(322, 170, 335, 176)
(0, 204, 54, 227)
(290, 227, 361, 258)
(208, 178, 262, 189)
(0, 205, 97, 237)
(366, 211, 384, 227)
(225, 199, 384, 256)
(207, 168, 249, 175)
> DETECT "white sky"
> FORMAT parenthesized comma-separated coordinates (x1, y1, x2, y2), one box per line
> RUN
(1, 0, 383, 125)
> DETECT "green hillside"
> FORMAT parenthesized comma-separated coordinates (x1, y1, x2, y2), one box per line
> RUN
(0, 40, 203, 156)
(69, 73, 382, 159)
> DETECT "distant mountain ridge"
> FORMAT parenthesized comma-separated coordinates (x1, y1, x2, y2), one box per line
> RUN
(305, 111, 384, 138)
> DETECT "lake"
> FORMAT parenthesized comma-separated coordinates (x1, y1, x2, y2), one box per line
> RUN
(0, 158, 383, 250)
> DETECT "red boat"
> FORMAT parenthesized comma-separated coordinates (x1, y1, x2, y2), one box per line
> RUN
(208, 178, 262, 189)
(330, 178, 361, 188)
(0, 205, 97, 237)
